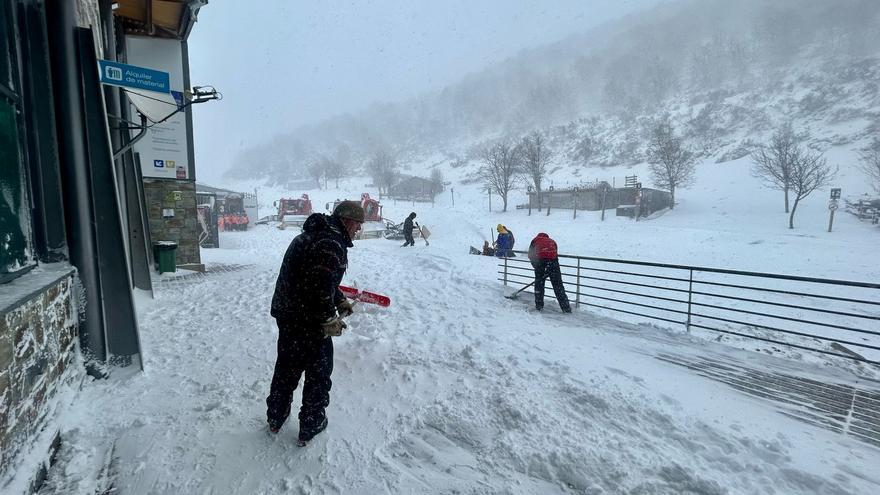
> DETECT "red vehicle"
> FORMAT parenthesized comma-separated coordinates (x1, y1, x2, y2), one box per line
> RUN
(275, 194, 313, 229)
(325, 193, 386, 238)
(360, 192, 383, 222)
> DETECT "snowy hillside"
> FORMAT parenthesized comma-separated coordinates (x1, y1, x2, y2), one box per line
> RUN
(223, 0, 880, 187)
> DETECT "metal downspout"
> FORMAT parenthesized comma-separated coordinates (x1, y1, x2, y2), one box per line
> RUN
(46, 0, 108, 375)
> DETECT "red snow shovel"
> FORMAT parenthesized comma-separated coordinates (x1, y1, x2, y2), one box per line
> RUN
(339, 285, 391, 307)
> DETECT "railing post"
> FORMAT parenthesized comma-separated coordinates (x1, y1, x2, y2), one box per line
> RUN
(503, 257, 508, 287)
(576, 258, 581, 308)
(686, 268, 694, 332)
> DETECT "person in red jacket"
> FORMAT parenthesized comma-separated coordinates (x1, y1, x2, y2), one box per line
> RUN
(528, 233, 571, 313)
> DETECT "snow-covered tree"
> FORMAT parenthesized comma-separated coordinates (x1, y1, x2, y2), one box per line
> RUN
(429, 168, 445, 197)
(520, 132, 552, 210)
(367, 149, 398, 196)
(480, 141, 521, 212)
(646, 119, 696, 208)
(572, 134, 593, 166)
(751, 124, 798, 213)
(858, 138, 880, 193)
(307, 160, 325, 189)
(323, 157, 348, 189)
(787, 147, 837, 229)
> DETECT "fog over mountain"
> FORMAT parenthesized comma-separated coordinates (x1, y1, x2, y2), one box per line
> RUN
(223, 0, 880, 186)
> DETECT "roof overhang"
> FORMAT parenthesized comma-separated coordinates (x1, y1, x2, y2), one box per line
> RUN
(113, 0, 207, 40)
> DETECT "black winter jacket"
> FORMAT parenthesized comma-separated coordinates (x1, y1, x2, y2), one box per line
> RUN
(270, 213, 351, 325)
(403, 215, 415, 233)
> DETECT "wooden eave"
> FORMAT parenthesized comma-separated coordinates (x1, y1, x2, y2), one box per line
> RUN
(113, 0, 203, 40)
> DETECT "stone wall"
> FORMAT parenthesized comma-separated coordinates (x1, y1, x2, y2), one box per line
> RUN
(0, 269, 83, 488)
(143, 179, 202, 266)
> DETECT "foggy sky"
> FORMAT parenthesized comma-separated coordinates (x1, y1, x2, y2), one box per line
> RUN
(187, 0, 662, 184)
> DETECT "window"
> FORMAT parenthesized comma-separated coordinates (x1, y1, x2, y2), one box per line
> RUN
(0, 2, 35, 283)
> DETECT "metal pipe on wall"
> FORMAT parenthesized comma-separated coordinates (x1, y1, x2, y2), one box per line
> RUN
(45, 0, 108, 375)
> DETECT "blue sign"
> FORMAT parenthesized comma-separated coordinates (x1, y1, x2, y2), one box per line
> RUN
(99, 60, 170, 94)
(154, 159, 164, 168)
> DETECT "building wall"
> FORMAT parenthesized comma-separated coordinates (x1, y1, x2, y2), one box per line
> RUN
(1, 0, 99, 491)
(143, 179, 202, 265)
(528, 188, 619, 211)
(527, 187, 672, 214)
(0, 270, 83, 489)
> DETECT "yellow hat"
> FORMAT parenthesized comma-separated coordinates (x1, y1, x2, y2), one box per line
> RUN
(496, 224, 504, 232)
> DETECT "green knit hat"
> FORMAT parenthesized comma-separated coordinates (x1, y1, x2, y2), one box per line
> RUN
(332, 201, 365, 222)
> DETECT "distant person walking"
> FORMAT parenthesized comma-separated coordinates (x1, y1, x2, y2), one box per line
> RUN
(528, 233, 571, 313)
(402, 212, 417, 247)
(267, 201, 364, 446)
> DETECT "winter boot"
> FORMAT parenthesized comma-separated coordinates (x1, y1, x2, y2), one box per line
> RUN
(297, 417, 328, 446)
(267, 405, 290, 434)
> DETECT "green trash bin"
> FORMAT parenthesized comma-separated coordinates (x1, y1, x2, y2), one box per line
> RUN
(153, 241, 178, 273)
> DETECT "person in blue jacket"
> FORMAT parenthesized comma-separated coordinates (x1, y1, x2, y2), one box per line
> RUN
(494, 224, 514, 257)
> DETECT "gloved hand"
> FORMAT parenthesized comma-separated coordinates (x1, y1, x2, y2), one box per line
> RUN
(321, 317, 347, 337)
(336, 299, 354, 318)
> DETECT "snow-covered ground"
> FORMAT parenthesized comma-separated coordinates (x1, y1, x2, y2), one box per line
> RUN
(33, 153, 880, 494)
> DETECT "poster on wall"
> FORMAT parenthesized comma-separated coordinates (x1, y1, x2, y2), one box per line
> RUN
(125, 36, 191, 180)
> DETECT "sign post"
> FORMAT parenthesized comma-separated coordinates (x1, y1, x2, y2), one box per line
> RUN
(635, 182, 643, 221)
(601, 184, 607, 221)
(828, 188, 841, 232)
(527, 185, 532, 216)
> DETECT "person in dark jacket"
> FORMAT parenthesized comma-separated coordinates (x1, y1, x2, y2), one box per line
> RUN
(402, 212, 417, 247)
(528, 233, 571, 313)
(267, 201, 364, 444)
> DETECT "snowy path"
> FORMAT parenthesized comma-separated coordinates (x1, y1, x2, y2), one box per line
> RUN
(45, 225, 880, 494)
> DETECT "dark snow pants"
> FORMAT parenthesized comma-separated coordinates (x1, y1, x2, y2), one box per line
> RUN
(266, 319, 334, 434)
(533, 259, 571, 312)
(403, 230, 415, 246)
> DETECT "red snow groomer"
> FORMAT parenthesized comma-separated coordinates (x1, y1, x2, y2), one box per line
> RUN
(326, 193, 386, 239)
(276, 194, 313, 230)
(360, 192, 383, 222)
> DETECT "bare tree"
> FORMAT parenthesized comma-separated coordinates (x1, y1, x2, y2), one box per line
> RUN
(751, 124, 798, 212)
(322, 157, 348, 189)
(572, 133, 593, 166)
(480, 141, 521, 212)
(646, 119, 696, 208)
(429, 168, 445, 197)
(520, 131, 552, 211)
(326, 144, 351, 188)
(307, 159, 324, 189)
(858, 137, 880, 193)
(366, 149, 399, 196)
(787, 148, 837, 229)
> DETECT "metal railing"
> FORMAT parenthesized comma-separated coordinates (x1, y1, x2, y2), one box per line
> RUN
(499, 251, 880, 366)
